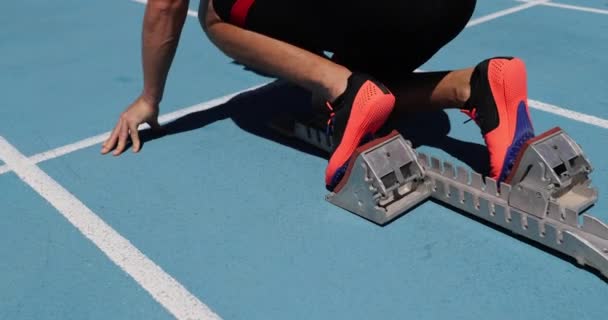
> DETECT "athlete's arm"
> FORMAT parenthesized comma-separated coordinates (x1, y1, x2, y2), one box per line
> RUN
(140, 0, 190, 104)
(101, 0, 190, 156)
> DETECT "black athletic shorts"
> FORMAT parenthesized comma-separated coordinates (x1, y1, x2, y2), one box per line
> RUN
(210, 0, 476, 81)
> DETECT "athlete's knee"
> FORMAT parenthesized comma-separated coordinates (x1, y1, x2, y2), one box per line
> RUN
(198, 0, 222, 33)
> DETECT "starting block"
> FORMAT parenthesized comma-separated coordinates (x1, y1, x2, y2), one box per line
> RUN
(270, 112, 608, 279)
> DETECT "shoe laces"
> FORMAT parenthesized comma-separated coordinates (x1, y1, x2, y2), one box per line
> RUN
(461, 108, 479, 125)
(325, 101, 336, 136)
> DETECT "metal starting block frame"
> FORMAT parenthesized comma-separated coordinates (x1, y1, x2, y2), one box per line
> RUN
(270, 114, 608, 279)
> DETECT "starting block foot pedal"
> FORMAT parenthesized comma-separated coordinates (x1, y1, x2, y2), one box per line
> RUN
(326, 131, 431, 225)
(505, 127, 597, 217)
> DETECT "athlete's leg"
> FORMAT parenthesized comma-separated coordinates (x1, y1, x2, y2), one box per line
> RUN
(330, 0, 477, 113)
(200, 0, 397, 191)
(384, 69, 474, 114)
(382, 58, 534, 183)
(199, 0, 349, 101)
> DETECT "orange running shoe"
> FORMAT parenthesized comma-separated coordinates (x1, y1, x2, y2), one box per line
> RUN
(325, 73, 396, 191)
(463, 57, 535, 183)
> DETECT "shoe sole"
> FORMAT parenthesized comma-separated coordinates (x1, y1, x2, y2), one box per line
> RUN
(498, 100, 535, 182)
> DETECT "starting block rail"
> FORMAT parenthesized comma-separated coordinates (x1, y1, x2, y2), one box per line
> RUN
(270, 113, 608, 279)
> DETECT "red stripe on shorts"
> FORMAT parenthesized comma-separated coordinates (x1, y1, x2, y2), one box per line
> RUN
(230, 0, 255, 27)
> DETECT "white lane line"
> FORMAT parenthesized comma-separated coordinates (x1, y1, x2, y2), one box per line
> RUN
(0, 136, 222, 320)
(0, 85, 265, 176)
(516, 0, 608, 15)
(541, 2, 608, 15)
(131, 0, 199, 17)
(529, 99, 608, 128)
(0, 164, 11, 175)
(466, 0, 550, 27)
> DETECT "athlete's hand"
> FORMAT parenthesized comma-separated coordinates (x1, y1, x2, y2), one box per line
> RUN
(101, 96, 162, 156)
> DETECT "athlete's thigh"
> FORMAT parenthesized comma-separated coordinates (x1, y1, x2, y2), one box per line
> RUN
(211, 0, 343, 53)
(333, 0, 477, 80)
